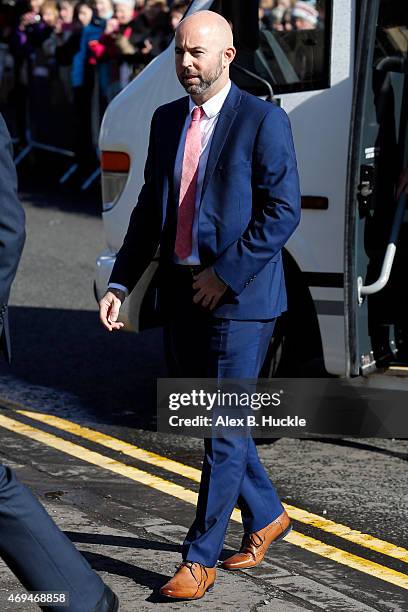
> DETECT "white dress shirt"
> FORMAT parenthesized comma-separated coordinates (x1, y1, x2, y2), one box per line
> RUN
(109, 79, 232, 297)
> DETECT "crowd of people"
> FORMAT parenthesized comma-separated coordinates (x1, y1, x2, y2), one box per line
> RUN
(0, 0, 189, 179)
(0, 0, 322, 181)
(259, 0, 322, 32)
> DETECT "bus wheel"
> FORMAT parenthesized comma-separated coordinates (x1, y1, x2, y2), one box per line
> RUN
(260, 314, 288, 378)
(259, 253, 326, 378)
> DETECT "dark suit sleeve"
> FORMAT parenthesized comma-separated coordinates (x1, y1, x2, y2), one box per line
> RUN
(108, 109, 161, 294)
(213, 106, 301, 296)
(0, 114, 26, 361)
(0, 115, 26, 305)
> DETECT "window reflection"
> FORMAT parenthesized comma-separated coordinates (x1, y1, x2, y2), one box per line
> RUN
(223, 0, 330, 96)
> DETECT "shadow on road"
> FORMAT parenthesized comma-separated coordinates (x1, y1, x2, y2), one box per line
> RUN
(0, 306, 166, 428)
(16, 151, 103, 218)
(67, 531, 180, 554)
(18, 186, 102, 218)
(81, 550, 171, 592)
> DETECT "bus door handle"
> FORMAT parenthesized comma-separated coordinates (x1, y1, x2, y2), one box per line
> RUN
(357, 165, 374, 217)
(357, 192, 407, 305)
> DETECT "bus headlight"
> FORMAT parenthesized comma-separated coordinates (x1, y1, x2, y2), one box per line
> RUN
(101, 151, 130, 212)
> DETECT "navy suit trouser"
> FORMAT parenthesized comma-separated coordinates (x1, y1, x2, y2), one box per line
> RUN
(0, 464, 105, 611)
(162, 266, 285, 567)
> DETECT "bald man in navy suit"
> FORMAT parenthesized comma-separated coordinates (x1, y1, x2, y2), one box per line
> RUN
(100, 10, 301, 601)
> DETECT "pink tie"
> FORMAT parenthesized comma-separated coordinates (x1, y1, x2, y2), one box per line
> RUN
(175, 106, 204, 260)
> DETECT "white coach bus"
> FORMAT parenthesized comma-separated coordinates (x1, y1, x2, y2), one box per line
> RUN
(95, 0, 408, 378)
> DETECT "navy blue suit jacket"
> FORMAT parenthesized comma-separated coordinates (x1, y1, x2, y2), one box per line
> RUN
(0, 114, 26, 361)
(110, 82, 301, 320)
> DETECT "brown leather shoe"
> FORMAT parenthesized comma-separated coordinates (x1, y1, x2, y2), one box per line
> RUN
(159, 561, 216, 600)
(221, 509, 292, 570)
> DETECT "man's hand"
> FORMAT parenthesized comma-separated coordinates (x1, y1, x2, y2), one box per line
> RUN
(19, 11, 38, 30)
(105, 17, 119, 35)
(192, 266, 228, 310)
(141, 38, 153, 55)
(99, 289, 125, 332)
(54, 18, 63, 34)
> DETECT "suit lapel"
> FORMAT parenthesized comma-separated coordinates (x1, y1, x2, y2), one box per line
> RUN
(162, 82, 243, 211)
(200, 82, 243, 202)
(161, 97, 189, 227)
(165, 96, 189, 181)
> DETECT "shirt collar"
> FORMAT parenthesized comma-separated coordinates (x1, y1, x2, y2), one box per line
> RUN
(188, 79, 232, 119)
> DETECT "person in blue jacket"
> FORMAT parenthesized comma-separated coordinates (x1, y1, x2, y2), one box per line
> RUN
(71, 0, 113, 178)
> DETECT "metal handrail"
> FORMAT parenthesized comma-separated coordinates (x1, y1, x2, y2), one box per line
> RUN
(358, 192, 407, 304)
(232, 62, 274, 101)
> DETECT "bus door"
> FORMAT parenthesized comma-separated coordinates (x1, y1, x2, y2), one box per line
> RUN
(346, 0, 408, 375)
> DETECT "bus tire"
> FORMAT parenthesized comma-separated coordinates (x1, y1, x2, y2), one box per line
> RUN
(260, 250, 325, 377)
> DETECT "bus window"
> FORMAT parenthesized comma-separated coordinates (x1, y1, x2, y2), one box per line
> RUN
(210, 0, 331, 96)
(374, 1, 407, 68)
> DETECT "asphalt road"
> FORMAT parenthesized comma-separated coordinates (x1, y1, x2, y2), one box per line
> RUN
(0, 190, 407, 611)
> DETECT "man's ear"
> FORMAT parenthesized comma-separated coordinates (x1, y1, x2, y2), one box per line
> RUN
(225, 46, 236, 64)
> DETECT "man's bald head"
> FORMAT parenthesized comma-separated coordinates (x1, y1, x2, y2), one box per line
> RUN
(176, 10, 233, 51)
(174, 10, 236, 103)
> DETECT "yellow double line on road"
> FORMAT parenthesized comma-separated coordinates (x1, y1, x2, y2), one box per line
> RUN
(0, 407, 407, 590)
(14, 410, 408, 565)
